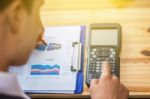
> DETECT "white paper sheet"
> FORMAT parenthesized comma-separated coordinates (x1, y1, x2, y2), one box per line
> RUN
(9, 26, 81, 93)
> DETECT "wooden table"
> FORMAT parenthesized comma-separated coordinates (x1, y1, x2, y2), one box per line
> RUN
(29, 0, 150, 98)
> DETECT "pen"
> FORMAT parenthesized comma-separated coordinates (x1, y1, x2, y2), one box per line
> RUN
(38, 33, 48, 46)
(40, 38, 47, 46)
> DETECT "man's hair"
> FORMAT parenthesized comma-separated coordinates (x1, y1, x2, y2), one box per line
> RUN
(0, 0, 34, 12)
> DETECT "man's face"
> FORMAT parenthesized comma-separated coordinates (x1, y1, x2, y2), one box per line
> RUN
(1, 0, 44, 65)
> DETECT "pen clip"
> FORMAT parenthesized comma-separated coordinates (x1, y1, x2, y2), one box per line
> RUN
(71, 42, 82, 72)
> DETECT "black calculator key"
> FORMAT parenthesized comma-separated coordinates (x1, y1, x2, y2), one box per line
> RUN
(93, 48, 97, 52)
(91, 60, 96, 63)
(97, 52, 109, 57)
(96, 64, 100, 67)
(96, 69, 100, 73)
(112, 63, 116, 67)
(91, 51, 95, 54)
(110, 48, 115, 52)
(87, 46, 119, 86)
(97, 58, 100, 60)
(98, 48, 103, 50)
(92, 55, 97, 58)
(100, 57, 106, 61)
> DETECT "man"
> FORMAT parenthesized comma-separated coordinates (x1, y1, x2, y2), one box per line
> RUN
(0, 0, 43, 98)
(0, 0, 128, 99)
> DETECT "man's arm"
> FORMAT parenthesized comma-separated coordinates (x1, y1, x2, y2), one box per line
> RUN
(89, 61, 129, 99)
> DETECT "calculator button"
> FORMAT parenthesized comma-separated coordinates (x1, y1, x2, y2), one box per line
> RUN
(100, 69, 102, 72)
(93, 55, 97, 58)
(109, 61, 113, 63)
(101, 57, 106, 61)
(103, 52, 109, 56)
(91, 51, 95, 55)
(111, 66, 115, 69)
(109, 55, 114, 58)
(89, 69, 93, 73)
(111, 69, 115, 72)
(97, 58, 100, 60)
(94, 75, 98, 78)
(112, 64, 115, 66)
(89, 74, 92, 79)
(96, 70, 100, 73)
(112, 52, 116, 55)
(105, 58, 109, 61)
(96, 61, 101, 65)
(92, 60, 96, 63)
(98, 62, 101, 65)
(103, 47, 107, 50)
(90, 59, 93, 62)
(93, 48, 97, 52)
(113, 58, 115, 61)
(110, 48, 114, 52)
(92, 64, 96, 68)
(98, 48, 103, 51)
(112, 67, 116, 70)
(97, 52, 109, 57)
(103, 47, 109, 51)
(97, 61, 100, 64)
(96, 63, 100, 65)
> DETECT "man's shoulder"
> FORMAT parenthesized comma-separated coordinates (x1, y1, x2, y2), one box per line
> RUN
(0, 93, 24, 99)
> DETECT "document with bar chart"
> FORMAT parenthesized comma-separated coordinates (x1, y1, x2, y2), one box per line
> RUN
(9, 26, 84, 93)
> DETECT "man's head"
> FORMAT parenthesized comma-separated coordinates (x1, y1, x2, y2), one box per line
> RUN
(0, 0, 44, 68)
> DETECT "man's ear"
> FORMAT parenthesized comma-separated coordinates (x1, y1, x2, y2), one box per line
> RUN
(5, 0, 25, 34)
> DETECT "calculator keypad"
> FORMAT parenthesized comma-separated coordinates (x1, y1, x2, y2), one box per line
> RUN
(89, 47, 117, 80)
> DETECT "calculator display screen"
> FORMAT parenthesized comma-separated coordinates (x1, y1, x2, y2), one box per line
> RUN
(91, 29, 118, 45)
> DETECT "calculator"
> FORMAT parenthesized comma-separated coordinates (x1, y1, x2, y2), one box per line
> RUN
(86, 23, 122, 86)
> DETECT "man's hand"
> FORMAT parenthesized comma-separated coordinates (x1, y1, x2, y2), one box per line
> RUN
(89, 61, 129, 99)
